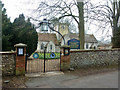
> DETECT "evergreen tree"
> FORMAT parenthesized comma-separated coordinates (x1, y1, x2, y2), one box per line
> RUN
(1, 1, 37, 55)
(12, 14, 37, 56)
(1, 1, 13, 51)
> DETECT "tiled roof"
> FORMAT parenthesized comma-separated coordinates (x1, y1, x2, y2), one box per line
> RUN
(69, 33, 98, 43)
(85, 34, 98, 43)
(38, 33, 59, 45)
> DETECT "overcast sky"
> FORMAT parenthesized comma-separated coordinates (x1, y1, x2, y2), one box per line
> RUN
(1, 0, 112, 42)
(2, 0, 40, 22)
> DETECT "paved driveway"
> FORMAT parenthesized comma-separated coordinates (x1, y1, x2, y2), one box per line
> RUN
(25, 71, 118, 88)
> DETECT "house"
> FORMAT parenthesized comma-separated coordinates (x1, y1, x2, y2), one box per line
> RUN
(36, 19, 98, 52)
(98, 43, 112, 49)
(35, 19, 61, 52)
(54, 22, 98, 50)
(54, 23, 69, 40)
(61, 33, 98, 50)
(36, 33, 60, 52)
(84, 34, 98, 49)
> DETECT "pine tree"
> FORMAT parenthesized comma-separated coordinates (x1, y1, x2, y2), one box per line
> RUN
(1, 1, 38, 54)
(12, 14, 37, 55)
(1, 1, 13, 51)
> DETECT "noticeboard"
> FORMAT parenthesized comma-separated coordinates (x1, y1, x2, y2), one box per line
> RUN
(68, 39, 80, 49)
(17, 47, 24, 56)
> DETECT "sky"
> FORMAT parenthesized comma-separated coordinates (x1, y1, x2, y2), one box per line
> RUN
(2, 0, 40, 22)
(1, 0, 112, 42)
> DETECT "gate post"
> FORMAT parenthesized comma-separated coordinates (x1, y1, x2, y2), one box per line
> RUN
(44, 46, 47, 73)
(60, 45, 70, 71)
(14, 43, 27, 75)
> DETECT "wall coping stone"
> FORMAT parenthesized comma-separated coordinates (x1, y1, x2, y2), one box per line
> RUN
(14, 43, 27, 47)
(70, 49, 120, 53)
(0, 51, 16, 55)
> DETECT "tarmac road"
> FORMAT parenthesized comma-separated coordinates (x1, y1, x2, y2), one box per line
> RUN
(25, 70, 118, 88)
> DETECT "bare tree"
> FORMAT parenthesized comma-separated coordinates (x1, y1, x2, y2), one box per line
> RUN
(29, 0, 120, 48)
(30, 0, 85, 49)
(112, 0, 120, 47)
(86, 0, 120, 47)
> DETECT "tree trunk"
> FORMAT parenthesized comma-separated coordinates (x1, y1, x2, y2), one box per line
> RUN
(112, 1, 120, 48)
(77, 1, 85, 49)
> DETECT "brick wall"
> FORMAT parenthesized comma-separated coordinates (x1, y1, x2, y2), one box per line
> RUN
(1, 52, 16, 76)
(70, 49, 120, 68)
(60, 46, 70, 71)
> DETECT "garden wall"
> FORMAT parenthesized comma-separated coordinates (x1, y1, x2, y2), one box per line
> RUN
(1, 52, 16, 76)
(70, 49, 120, 68)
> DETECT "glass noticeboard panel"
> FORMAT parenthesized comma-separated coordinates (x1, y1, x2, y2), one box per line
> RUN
(17, 47, 24, 56)
(64, 48, 70, 56)
(65, 49, 68, 55)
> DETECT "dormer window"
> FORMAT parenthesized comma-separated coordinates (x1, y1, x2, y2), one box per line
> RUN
(50, 45, 52, 50)
(94, 46, 96, 49)
(86, 43, 88, 49)
(41, 43, 44, 50)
